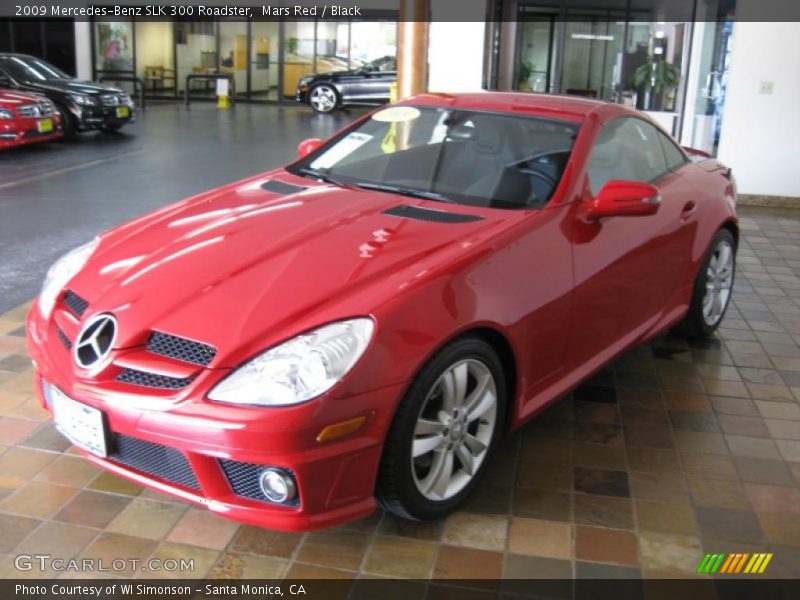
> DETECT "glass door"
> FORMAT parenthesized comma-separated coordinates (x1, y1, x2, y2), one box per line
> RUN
(515, 12, 557, 93)
(679, 19, 733, 155)
(250, 22, 280, 101)
(175, 21, 217, 99)
(560, 14, 625, 100)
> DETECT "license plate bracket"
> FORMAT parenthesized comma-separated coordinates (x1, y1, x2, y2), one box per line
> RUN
(37, 118, 53, 133)
(116, 106, 129, 119)
(51, 387, 108, 457)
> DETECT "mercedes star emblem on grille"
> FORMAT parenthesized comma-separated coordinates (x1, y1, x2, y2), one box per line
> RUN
(74, 313, 118, 370)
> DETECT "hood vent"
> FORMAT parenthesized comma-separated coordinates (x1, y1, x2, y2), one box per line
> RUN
(260, 180, 307, 195)
(383, 205, 484, 224)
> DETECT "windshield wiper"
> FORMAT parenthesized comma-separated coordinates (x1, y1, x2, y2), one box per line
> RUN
(354, 182, 454, 203)
(295, 167, 350, 189)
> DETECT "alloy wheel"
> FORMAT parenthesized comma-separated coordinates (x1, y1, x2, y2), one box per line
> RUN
(411, 359, 497, 501)
(702, 238, 734, 326)
(309, 86, 337, 113)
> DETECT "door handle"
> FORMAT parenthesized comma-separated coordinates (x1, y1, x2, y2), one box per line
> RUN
(681, 200, 697, 221)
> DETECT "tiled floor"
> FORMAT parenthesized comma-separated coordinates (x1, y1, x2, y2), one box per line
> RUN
(0, 206, 799, 581)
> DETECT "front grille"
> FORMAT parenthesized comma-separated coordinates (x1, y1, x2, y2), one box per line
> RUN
(219, 459, 299, 506)
(55, 326, 71, 349)
(147, 332, 216, 367)
(100, 93, 128, 107)
(383, 205, 484, 224)
(63, 290, 89, 317)
(109, 434, 200, 490)
(116, 368, 195, 389)
(17, 102, 55, 118)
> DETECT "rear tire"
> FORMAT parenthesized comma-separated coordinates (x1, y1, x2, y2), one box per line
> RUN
(679, 228, 736, 338)
(377, 336, 506, 521)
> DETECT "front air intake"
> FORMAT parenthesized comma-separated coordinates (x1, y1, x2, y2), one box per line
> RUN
(383, 205, 484, 224)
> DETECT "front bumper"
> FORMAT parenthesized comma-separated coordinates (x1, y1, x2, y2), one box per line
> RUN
(72, 103, 136, 131)
(0, 115, 63, 148)
(27, 303, 400, 531)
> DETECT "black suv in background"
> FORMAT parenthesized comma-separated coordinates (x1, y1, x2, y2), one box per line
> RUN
(0, 54, 135, 137)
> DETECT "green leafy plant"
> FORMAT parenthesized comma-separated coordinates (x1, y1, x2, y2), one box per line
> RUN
(630, 58, 680, 95)
(517, 60, 534, 91)
(285, 37, 299, 56)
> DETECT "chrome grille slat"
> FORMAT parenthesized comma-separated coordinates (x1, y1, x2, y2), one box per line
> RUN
(116, 368, 195, 389)
(110, 434, 200, 490)
(147, 331, 216, 366)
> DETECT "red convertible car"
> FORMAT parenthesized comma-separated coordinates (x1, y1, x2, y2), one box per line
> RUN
(0, 88, 62, 148)
(27, 93, 737, 531)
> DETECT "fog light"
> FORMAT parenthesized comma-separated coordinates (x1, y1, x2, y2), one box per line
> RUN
(258, 468, 296, 503)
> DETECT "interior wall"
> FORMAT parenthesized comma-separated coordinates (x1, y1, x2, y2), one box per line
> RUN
(428, 0, 487, 93)
(134, 21, 174, 81)
(717, 17, 800, 197)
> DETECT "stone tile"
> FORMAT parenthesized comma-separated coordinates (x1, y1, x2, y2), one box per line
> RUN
(574, 467, 629, 498)
(681, 453, 738, 481)
(54, 490, 131, 529)
(502, 554, 572, 580)
(669, 410, 719, 433)
(757, 513, 800, 548)
(665, 392, 712, 412)
(363, 536, 436, 578)
(13, 521, 98, 559)
(295, 530, 369, 571)
(694, 506, 764, 543)
(513, 489, 571, 522)
(673, 431, 728, 455)
(571, 442, 627, 470)
(516, 461, 573, 492)
(573, 493, 634, 530)
(0, 418, 39, 446)
(575, 561, 642, 579)
(776, 440, 800, 462)
(107, 498, 187, 540)
(629, 472, 689, 502)
(377, 514, 444, 541)
(635, 500, 698, 536)
(687, 477, 750, 510)
(285, 563, 355, 579)
(744, 483, 800, 515)
(573, 422, 624, 446)
(0, 481, 78, 518)
(0, 513, 40, 553)
(507, 518, 572, 559)
(147, 542, 219, 579)
(0, 446, 58, 482)
(638, 532, 704, 574)
(710, 396, 759, 416)
(623, 425, 675, 449)
(79, 533, 159, 578)
(433, 545, 504, 580)
(441, 512, 508, 551)
(756, 400, 800, 420)
(230, 525, 304, 558)
(725, 434, 781, 459)
(166, 508, 240, 551)
(626, 447, 681, 474)
(734, 456, 796, 486)
(18, 423, 70, 452)
(35, 454, 102, 487)
(717, 414, 770, 438)
(575, 526, 639, 566)
(765, 419, 800, 440)
(209, 552, 287, 579)
(87, 471, 143, 496)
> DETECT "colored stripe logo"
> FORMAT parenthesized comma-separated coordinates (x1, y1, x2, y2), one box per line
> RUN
(697, 553, 773, 574)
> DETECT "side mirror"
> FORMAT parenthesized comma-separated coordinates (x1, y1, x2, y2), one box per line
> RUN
(297, 138, 322, 159)
(585, 180, 661, 220)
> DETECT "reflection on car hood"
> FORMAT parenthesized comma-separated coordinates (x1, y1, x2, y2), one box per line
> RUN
(22, 79, 121, 95)
(69, 171, 508, 366)
(0, 89, 47, 106)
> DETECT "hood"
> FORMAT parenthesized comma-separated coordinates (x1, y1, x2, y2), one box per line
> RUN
(22, 79, 121, 96)
(0, 89, 46, 106)
(69, 171, 511, 366)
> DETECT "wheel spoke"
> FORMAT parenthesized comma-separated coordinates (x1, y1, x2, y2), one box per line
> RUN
(415, 418, 445, 436)
(463, 433, 487, 456)
(452, 363, 469, 409)
(424, 450, 454, 498)
(465, 387, 496, 423)
(413, 433, 445, 457)
(455, 444, 475, 476)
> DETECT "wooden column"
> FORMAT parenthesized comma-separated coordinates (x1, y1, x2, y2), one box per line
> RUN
(397, 0, 430, 100)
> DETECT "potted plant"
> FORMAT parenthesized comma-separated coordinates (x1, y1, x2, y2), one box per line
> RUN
(517, 60, 534, 92)
(630, 58, 680, 111)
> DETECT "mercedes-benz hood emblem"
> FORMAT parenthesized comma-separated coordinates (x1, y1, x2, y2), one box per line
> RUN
(74, 313, 118, 370)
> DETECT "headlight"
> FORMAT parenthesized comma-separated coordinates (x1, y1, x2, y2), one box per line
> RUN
(0, 108, 14, 119)
(298, 76, 313, 87)
(38, 239, 99, 319)
(208, 318, 375, 407)
(70, 94, 97, 106)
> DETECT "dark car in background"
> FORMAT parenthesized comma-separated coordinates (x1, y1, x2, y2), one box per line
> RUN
(296, 56, 396, 114)
(0, 54, 135, 137)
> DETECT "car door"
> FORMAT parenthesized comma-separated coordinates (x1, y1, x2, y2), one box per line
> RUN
(568, 116, 695, 370)
(349, 58, 396, 102)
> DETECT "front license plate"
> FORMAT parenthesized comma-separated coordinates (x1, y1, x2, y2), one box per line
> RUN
(116, 106, 129, 119)
(37, 118, 53, 133)
(51, 387, 107, 457)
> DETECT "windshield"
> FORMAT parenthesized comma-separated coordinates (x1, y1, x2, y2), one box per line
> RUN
(0, 56, 69, 82)
(288, 106, 578, 210)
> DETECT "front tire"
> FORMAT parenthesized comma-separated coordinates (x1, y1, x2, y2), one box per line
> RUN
(57, 105, 76, 139)
(679, 228, 736, 337)
(308, 84, 339, 114)
(377, 336, 506, 521)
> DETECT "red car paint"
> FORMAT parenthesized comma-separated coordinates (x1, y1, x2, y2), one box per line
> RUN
(26, 93, 737, 531)
(0, 89, 62, 148)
